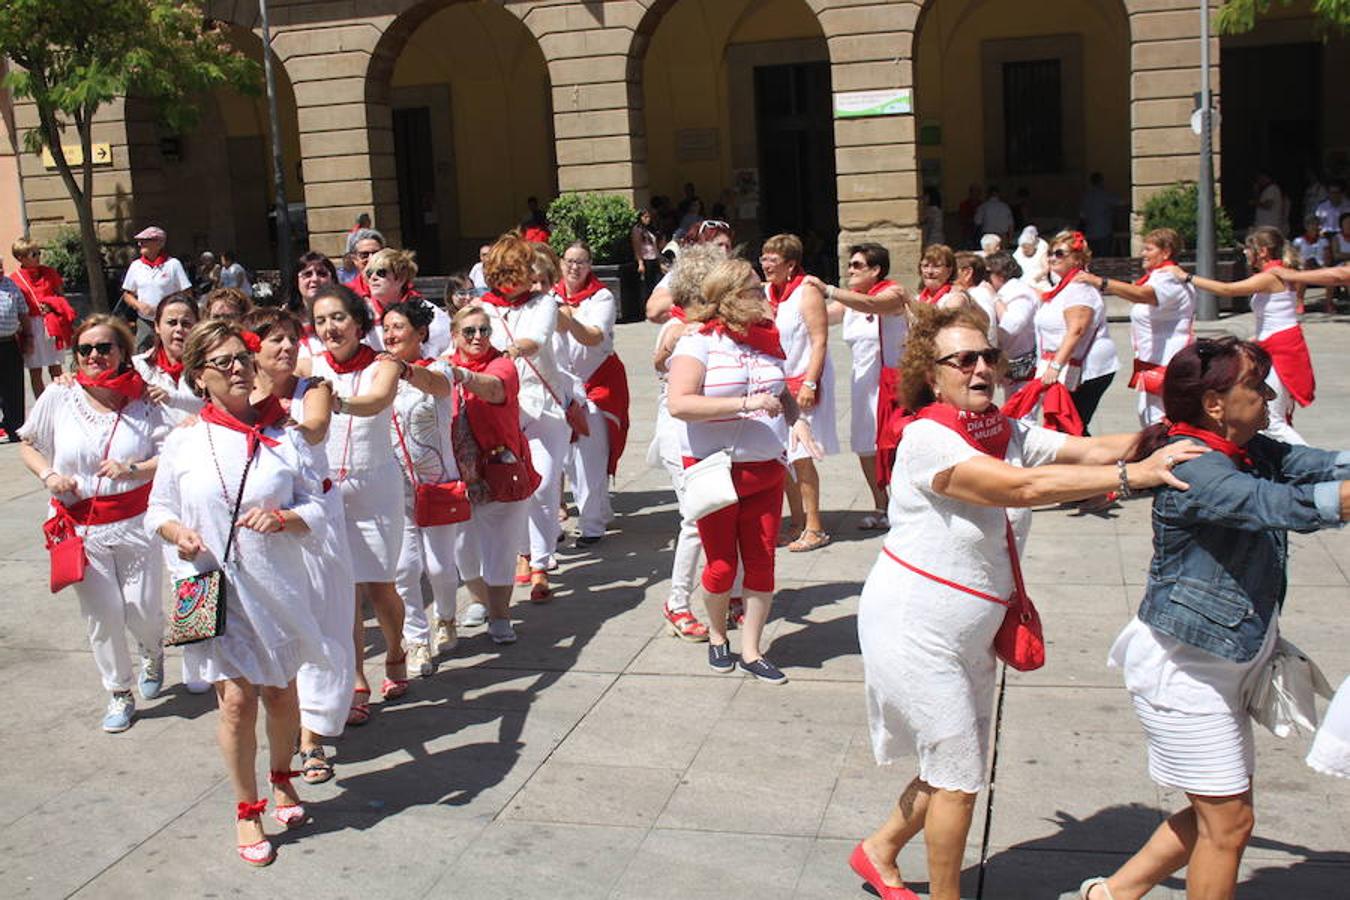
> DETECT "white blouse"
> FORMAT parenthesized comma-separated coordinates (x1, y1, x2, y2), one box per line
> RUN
(309, 354, 396, 474)
(133, 350, 203, 425)
(671, 330, 788, 463)
(1033, 282, 1119, 381)
(476, 293, 568, 423)
(1129, 271, 1194, 366)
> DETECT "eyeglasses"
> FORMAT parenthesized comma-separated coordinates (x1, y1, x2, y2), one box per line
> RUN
(1050, 249, 1071, 259)
(23, 250, 41, 258)
(366, 268, 389, 279)
(562, 259, 589, 268)
(459, 325, 492, 339)
(298, 267, 329, 279)
(452, 289, 476, 297)
(75, 341, 116, 357)
(936, 348, 1002, 372)
(203, 352, 255, 372)
(356, 249, 377, 260)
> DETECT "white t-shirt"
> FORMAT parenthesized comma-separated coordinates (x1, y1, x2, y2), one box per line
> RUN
(671, 330, 788, 464)
(841, 309, 906, 373)
(475, 292, 568, 422)
(994, 278, 1038, 360)
(1253, 183, 1287, 231)
(1314, 198, 1350, 235)
(1033, 282, 1119, 381)
(122, 257, 192, 321)
(1129, 271, 1195, 366)
(559, 288, 617, 384)
(1293, 235, 1328, 266)
(469, 262, 488, 292)
(390, 361, 461, 484)
(973, 198, 1014, 237)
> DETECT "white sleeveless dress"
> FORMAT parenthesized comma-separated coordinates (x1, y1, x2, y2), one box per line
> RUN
(771, 282, 839, 462)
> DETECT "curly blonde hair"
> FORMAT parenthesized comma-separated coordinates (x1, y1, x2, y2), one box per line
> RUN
(666, 244, 727, 314)
(686, 259, 766, 331)
(365, 247, 418, 284)
(898, 305, 1002, 410)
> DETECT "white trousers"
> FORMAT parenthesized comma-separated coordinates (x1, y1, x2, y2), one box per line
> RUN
(1262, 367, 1306, 446)
(466, 499, 531, 587)
(73, 528, 163, 693)
(565, 404, 613, 538)
(522, 414, 571, 570)
(1137, 389, 1166, 427)
(395, 493, 461, 645)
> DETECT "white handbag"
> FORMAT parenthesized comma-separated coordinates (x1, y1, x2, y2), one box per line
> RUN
(1247, 638, 1334, 738)
(679, 449, 738, 522)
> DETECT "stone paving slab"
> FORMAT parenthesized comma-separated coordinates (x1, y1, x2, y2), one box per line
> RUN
(1, 310, 1348, 897)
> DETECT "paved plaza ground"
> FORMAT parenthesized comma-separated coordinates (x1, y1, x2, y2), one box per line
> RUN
(1, 301, 1348, 898)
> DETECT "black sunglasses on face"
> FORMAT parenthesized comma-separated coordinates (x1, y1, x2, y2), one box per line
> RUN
(937, 348, 1002, 372)
(460, 325, 491, 339)
(367, 268, 389, 279)
(1050, 249, 1071, 259)
(76, 341, 116, 357)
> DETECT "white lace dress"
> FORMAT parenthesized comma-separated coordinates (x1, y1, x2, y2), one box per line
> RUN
(146, 421, 332, 688)
(858, 418, 1065, 792)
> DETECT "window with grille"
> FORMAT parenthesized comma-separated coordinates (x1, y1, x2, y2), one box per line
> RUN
(1003, 59, 1063, 174)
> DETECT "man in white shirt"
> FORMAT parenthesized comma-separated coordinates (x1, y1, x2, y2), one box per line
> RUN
(1251, 173, 1288, 233)
(120, 226, 191, 346)
(468, 243, 490, 293)
(217, 249, 252, 298)
(973, 186, 1015, 244)
(1315, 180, 1350, 239)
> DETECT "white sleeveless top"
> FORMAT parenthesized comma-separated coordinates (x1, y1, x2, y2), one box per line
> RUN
(769, 282, 835, 383)
(1129, 271, 1195, 366)
(309, 352, 396, 474)
(1251, 282, 1300, 341)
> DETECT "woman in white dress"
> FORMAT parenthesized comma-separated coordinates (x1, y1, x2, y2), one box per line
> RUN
(984, 252, 1039, 397)
(759, 233, 838, 552)
(475, 236, 573, 602)
(307, 284, 408, 726)
(1034, 231, 1119, 434)
(132, 295, 202, 425)
(1073, 228, 1194, 427)
(1164, 227, 1313, 445)
(851, 306, 1197, 900)
(381, 300, 464, 677)
(1012, 225, 1050, 290)
(245, 306, 350, 786)
(18, 315, 168, 733)
(146, 319, 330, 867)
(812, 243, 909, 530)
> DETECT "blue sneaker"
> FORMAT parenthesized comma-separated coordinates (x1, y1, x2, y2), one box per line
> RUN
(739, 656, 788, 685)
(708, 642, 736, 674)
(138, 653, 164, 701)
(102, 692, 135, 733)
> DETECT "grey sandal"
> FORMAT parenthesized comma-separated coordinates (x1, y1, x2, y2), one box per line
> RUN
(1078, 877, 1116, 900)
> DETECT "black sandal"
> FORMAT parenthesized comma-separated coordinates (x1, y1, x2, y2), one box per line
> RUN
(298, 746, 334, 785)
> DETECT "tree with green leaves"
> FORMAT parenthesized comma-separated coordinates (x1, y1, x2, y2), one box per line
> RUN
(1217, 0, 1350, 34)
(0, 1, 260, 310)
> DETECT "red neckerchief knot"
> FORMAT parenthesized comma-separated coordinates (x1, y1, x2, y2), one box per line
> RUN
(554, 273, 604, 306)
(767, 273, 805, 312)
(201, 396, 287, 455)
(323, 344, 377, 375)
(76, 367, 146, 403)
(452, 345, 502, 373)
(1134, 260, 1174, 286)
(918, 282, 953, 305)
(700, 318, 786, 360)
(152, 346, 184, 381)
(1041, 268, 1083, 303)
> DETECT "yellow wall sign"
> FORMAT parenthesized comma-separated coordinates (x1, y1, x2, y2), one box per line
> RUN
(40, 143, 113, 169)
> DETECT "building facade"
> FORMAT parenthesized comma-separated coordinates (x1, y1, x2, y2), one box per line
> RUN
(5, 0, 1347, 279)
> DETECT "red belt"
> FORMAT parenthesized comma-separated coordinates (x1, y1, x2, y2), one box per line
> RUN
(55, 481, 153, 526)
(880, 544, 1010, 608)
(1128, 359, 1166, 395)
(1040, 350, 1083, 367)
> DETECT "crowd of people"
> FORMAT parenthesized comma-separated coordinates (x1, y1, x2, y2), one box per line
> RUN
(4, 206, 1350, 896)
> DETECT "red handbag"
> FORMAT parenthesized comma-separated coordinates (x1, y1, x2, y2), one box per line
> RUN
(393, 408, 471, 527)
(43, 511, 87, 593)
(995, 518, 1045, 672)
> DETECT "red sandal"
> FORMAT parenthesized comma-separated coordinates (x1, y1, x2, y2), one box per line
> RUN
(663, 607, 709, 642)
(236, 799, 275, 867)
(269, 770, 307, 828)
(346, 687, 371, 726)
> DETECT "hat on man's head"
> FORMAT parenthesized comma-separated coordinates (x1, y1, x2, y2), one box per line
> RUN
(134, 226, 167, 242)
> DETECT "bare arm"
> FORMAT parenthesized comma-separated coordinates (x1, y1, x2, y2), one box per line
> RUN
(336, 359, 402, 416)
(1076, 271, 1157, 306)
(646, 285, 675, 323)
(402, 361, 454, 398)
(805, 275, 909, 315)
(295, 379, 332, 445)
(1269, 264, 1350, 287)
(121, 290, 152, 318)
(1053, 431, 1144, 465)
(1162, 265, 1281, 298)
(459, 367, 505, 404)
(796, 284, 829, 411)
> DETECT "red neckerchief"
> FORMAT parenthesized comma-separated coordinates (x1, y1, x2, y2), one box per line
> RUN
(344, 273, 370, 299)
(323, 344, 377, 375)
(76, 367, 146, 403)
(916, 401, 1012, 458)
(701, 318, 786, 360)
(1261, 260, 1285, 274)
(868, 279, 896, 297)
(767, 273, 805, 311)
(917, 282, 953, 305)
(669, 305, 687, 321)
(1134, 261, 1174, 286)
(452, 345, 502, 373)
(1169, 421, 1253, 470)
(411, 358, 434, 368)
(152, 346, 184, 381)
(1041, 269, 1083, 303)
(554, 273, 604, 307)
(479, 289, 531, 309)
(200, 397, 286, 454)
(140, 254, 168, 269)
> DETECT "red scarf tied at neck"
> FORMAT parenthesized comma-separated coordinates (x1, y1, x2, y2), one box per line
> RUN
(554, 273, 605, 307)
(701, 318, 786, 360)
(1134, 260, 1175, 286)
(917, 282, 953, 305)
(767, 273, 805, 312)
(479, 289, 532, 309)
(140, 254, 168, 269)
(452, 344, 503, 373)
(76, 367, 146, 403)
(668, 305, 688, 322)
(201, 396, 288, 455)
(916, 401, 1012, 459)
(1041, 268, 1083, 303)
(323, 344, 378, 375)
(153, 346, 184, 381)
(1168, 421, 1253, 470)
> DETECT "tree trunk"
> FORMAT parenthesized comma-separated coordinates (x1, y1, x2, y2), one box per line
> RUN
(76, 201, 106, 312)
(34, 91, 108, 311)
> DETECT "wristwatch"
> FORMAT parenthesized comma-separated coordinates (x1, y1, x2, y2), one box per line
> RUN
(1099, 277, 1110, 294)
(128, 461, 139, 475)
(802, 380, 818, 390)
(1048, 361, 1064, 372)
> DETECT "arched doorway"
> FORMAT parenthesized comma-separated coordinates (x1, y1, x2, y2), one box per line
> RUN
(126, 26, 304, 269)
(913, 0, 1130, 252)
(636, 0, 838, 275)
(370, 0, 554, 274)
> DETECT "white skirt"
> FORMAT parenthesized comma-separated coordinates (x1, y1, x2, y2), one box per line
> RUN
(1131, 694, 1255, 796)
(295, 487, 358, 736)
(338, 462, 405, 582)
(1307, 675, 1350, 779)
(849, 365, 880, 454)
(788, 362, 840, 463)
(23, 316, 62, 368)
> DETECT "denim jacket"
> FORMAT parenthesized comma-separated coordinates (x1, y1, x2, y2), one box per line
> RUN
(1137, 435, 1350, 662)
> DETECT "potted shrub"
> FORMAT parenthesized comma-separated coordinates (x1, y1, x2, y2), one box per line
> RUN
(41, 225, 96, 319)
(1141, 181, 1244, 308)
(547, 193, 642, 321)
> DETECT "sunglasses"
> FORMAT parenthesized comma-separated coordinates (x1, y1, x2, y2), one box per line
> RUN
(203, 352, 256, 372)
(75, 341, 117, 357)
(459, 325, 492, 339)
(698, 220, 730, 234)
(937, 348, 1002, 372)
(366, 268, 389, 279)
(847, 260, 871, 270)
(1050, 249, 1071, 259)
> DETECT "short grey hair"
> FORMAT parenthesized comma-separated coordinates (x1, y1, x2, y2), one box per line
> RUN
(666, 243, 727, 312)
(346, 227, 386, 255)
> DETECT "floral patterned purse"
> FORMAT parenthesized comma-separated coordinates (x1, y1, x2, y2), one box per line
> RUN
(165, 442, 256, 647)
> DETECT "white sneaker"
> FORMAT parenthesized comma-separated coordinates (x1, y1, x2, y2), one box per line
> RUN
(434, 619, 458, 653)
(407, 642, 436, 678)
(487, 619, 517, 645)
(461, 602, 488, 628)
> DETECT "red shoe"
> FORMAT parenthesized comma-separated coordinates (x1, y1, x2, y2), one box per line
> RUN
(727, 598, 745, 630)
(663, 607, 709, 642)
(848, 842, 918, 900)
(236, 799, 275, 867)
(268, 770, 308, 828)
(346, 687, 371, 726)
(514, 555, 531, 585)
(529, 573, 552, 603)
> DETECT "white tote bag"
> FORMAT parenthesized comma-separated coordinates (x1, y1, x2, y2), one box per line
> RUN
(679, 449, 737, 522)
(1247, 638, 1334, 738)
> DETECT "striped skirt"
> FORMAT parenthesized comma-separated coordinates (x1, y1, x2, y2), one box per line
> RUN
(1131, 694, 1255, 796)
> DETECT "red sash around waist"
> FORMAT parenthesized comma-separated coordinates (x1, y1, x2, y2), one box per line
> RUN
(1258, 325, 1315, 408)
(1128, 358, 1166, 396)
(53, 481, 153, 526)
(584, 352, 630, 476)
